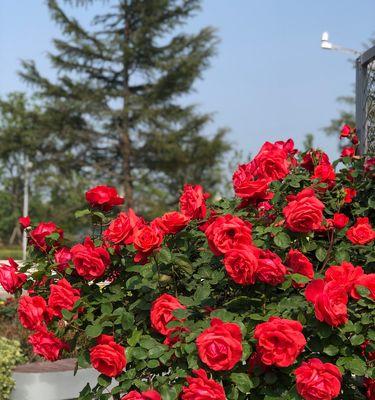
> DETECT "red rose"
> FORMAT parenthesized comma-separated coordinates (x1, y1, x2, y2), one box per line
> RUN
(254, 317, 306, 367)
(181, 369, 226, 400)
(301, 149, 330, 172)
(30, 221, 63, 252)
(332, 213, 349, 229)
(232, 162, 270, 201)
(311, 163, 336, 188)
(150, 293, 185, 336)
(286, 249, 314, 287)
(48, 278, 80, 318)
(0, 258, 27, 294)
(18, 295, 48, 330)
(90, 334, 126, 377)
(54, 247, 72, 271)
(256, 249, 287, 286)
(341, 146, 355, 158)
(283, 189, 324, 233)
(18, 215, 30, 229)
(343, 187, 356, 203)
(223, 246, 260, 285)
(204, 214, 252, 256)
(248, 351, 268, 375)
(340, 124, 351, 138)
(295, 358, 342, 400)
(179, 184, 209, 220)
(352, 274, 375, 300)
(85, 185, 124, 211)
(346, 217, 375, 245)
(133, 224, 163, 263)
(364, 378, 375, 400)
(325, 262, 364, 297)
(152, 211, 190, 235)
(121, 390, 161, 400)
(196, 318, 243, 371)
(28, 328, 68, 361)
(103, 209, 141, 245)
(305, 279, 348, 327)
(71, 237, 110, 280)
(364, 157, 375, 173)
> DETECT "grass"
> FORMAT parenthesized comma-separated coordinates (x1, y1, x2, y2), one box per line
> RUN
(0, 246, 22, 260)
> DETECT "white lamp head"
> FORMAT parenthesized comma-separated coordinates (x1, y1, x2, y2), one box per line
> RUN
(321, 31, 332, 49)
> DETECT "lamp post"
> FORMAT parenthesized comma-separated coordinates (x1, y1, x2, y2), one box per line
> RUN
(22, 157, 32, 261)
(320, 32, 360, 56)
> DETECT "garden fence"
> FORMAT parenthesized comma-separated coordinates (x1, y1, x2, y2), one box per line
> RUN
(356, 45, 375, 155)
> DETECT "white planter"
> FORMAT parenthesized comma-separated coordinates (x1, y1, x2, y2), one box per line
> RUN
(11, 359, 100, 400)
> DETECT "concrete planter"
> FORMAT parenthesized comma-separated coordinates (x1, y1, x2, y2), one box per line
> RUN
(11, 359, 99, 400)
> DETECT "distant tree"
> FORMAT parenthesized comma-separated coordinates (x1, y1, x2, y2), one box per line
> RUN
(0, 92, 87, 243)
(303, 133, 314, 151)
(20, 0, 230, 216)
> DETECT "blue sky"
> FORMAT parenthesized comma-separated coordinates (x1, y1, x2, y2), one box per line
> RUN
(1, 0, 374, 160)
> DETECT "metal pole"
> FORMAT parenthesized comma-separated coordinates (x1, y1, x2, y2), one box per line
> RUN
(356, 57, 366, 155)
(22, 156, 30, 261)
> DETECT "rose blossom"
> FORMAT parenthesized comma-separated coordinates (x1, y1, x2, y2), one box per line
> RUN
(254, 317, 306, 367)
(343, 187, 356, 203)
(18, 295, 49, 330)
(283, 188, 324, 233)
(301, 149, 330, 172)
(85, 185, 124, 211)
(54, 247, 72, 271)
(340, 124, 351, 138)
(71, 237, 110, 280)
(150, 293, 186, 336)
(332, 213, 349, 229)
(28, 328, 68, 361)
(179, 184, 209, 220)
(121, 390, 161, 400)
(133, 224, 164, 263)
(364, 378, 375, 400)
(103, 209, 141, 245)
(181, 369, 226, 400)
(204, 214, 252, 256)
(223, 246, 260, 285)
(196, 318, 243, 371)
(30, 221, 63, 251)
(311, 162, 336, 189)
(346, 217, 375, 245)
(48, 278, 81, 318)
(352, 273, 375, 300)
(152, 211, 189, 234)
(295, 358, 342, 400)
(18, 215, 30, 229)
(256, 249, 287, 286)
(286, 249, 314, 287)
(0, 258, 27, 294)
(324, 262, 364, 297)
(90, 334, 126, 377)
(305, 279, 348, 327)
(341, 146, 355, 158)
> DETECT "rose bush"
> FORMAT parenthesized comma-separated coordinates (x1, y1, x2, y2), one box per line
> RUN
(1, 127, 374, 399)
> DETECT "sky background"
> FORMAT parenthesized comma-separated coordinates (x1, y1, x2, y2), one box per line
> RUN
(1, 0, 374, 161)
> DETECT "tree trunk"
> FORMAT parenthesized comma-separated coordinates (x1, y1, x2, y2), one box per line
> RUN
(121, 0, 133, 208)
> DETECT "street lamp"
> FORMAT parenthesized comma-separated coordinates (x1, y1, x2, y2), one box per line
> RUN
(320, 32, 361, 56)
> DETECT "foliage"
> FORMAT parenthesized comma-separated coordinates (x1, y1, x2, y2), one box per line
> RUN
(0, 337, 26, 400)
(19, 0, 231, 216)
(3, 132, 375, 400)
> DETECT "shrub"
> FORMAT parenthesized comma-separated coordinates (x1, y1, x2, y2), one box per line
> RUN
(0, 337, 26, 400)
(0, 126, 374, 399)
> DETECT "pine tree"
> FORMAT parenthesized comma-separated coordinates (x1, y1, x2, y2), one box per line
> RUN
(20, 0, 230, 214)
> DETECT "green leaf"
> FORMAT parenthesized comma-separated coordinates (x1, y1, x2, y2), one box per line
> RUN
(101, 303, 113, 315)
(350, 334, 365, 346)
(75, 209, 91, 219)
(85, 324, 103, 338)
(127, 329, 142, 347)
(323, 344, 339, 356)
(97, 374, 112, 387)
(121, 312, 135, 330)
(290, 273, 310, 284)
(193, 283, 211, 304)
(273, 232, 291, 249)
(315, 247, 327, 262)
(230, 373, 253, 393)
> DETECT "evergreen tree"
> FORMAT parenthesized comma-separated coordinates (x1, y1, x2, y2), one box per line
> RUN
(20, 0, 230, 215)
